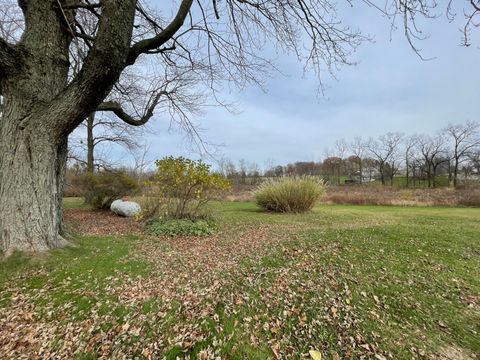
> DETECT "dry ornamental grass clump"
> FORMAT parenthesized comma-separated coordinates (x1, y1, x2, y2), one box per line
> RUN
(254, 176, 325, 213)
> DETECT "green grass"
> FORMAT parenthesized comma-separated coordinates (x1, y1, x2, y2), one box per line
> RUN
(63, 197, 92, 209)
(0, 235, 149, 312)
(214, 202, 480, 356)
(1, 200, 479, 359)
(369, 175, 450, 188)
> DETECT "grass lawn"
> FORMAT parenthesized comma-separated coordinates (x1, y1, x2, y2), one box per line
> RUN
(379, 176, 450, 188)
(0, 200, 479, 359)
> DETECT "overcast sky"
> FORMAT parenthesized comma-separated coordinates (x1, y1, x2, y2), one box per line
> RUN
(100, 2, 480, 169)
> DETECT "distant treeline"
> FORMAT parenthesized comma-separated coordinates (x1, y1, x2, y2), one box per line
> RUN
(217, 121, 480, 188)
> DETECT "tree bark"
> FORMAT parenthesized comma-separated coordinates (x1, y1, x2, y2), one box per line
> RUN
(87, 112, 95, 174)
(453, 153, 459, 188)
(0, 116, 69, 254)
(57, 137, 68, 238)
(380, 164, 385, 185)
(405, 157, 409, 188)
(0, 0, 73, 254)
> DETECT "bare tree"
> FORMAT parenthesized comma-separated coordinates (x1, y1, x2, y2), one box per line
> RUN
(130, 143, 155, 188)
(0, 0, 479, 253)
(444, 120, 480, 187)
(238, 159, 248, 185)
(469, 149, 480, 177)
(264, 159, 285, 178)
(69, 112, 141, 173)
(248, 161, 261, 185)
(349, 136, 367, 183)
(404, 135, 418, 188)
(217, 158, 238, 184)
(322, 155, 340, 185)
(367, 132, 404, 185)
(334, 138, 348, 185)
(416, 134, 448, 188)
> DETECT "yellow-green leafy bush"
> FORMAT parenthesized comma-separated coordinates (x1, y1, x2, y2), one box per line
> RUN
(255, 176, 325, 213)
(142, 156, 231, 220)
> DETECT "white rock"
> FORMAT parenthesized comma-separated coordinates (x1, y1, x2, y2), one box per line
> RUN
(110, 199, 141, 217)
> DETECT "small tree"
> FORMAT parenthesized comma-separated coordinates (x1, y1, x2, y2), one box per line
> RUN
(349, 136, 367, 183)
(367, 132, 404, 185)
(416, 134, 449, 188)
(146, 156, 231, 220)
(444, 121, 480, 187)
(404, 135, 419, 188)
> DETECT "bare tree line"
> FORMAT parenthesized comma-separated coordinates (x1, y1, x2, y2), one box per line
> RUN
(261, 120, 480, 188)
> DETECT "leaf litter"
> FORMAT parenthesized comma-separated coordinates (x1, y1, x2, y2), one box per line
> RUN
(0, 208, 477, 359)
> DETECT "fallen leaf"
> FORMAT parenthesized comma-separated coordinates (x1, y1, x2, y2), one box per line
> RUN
(309, 350, 322, 360)
(331, 306, 338, 318)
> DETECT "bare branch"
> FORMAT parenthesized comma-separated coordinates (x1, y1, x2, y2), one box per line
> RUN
(73, 31, 94, 42)
(96, 91, 164, 126)
(212, 0, 220, 19)
(64, 1, 101, 10)
(52, 0, 138, 137)
(126, 0, 194, 65)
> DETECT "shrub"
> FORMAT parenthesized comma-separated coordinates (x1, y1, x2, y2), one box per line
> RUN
(255, 176, 325, 213)
(84, 170, 138, 209)
(145, 219, 214, 237)
(142, 156, 231, 220)
(64, 169, 88, 197)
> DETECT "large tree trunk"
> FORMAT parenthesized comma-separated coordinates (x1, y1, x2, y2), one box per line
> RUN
(57, 137, 68, 237)
(0, 1, 137, 254)
(0, 117, 69, 255)
(0, 0, 72, 255)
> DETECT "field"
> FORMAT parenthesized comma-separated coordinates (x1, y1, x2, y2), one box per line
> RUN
(0, 200, 479, 359)
(229, 183, 480, 207)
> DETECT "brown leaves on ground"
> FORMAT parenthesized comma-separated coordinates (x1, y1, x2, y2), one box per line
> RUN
(0, 220, 306, 359)
(437, 346, 477, 360)
(0, 209, 472, 359)
(64, 208, 143, 236)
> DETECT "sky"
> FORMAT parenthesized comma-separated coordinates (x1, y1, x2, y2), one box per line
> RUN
(97, 2, 480, 169)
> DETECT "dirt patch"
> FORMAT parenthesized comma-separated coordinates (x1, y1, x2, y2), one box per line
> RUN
(64, 208, 143, 236)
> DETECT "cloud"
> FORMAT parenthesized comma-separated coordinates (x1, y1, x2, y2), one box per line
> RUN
(98, 2, 480, 168)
